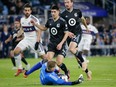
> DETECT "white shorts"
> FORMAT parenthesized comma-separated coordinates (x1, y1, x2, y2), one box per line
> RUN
(16, 38, 45, 56)
(78, 38, 91, 51)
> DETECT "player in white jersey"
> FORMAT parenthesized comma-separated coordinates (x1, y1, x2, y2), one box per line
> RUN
(78, 17, 98, 69)
(79, 17, 98, 55)
(13, 3, 46, 76)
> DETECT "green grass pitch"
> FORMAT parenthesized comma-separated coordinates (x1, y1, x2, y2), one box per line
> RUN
(0, 56, 116, 87)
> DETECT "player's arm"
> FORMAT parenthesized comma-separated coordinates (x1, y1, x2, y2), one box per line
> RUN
(36, 29, 42, 42)
(57, 31, 69, 50)
(61, 31, 69, 44)
(57, 22, 69, 50)
(31, 20, 47, 31)
(81, 16, 89, 31)
(47, 75, 82, 85)
(17, 27, 24, 38)
(5, 35, 12, 44)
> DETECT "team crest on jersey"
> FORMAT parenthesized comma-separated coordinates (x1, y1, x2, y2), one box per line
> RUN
(57, 23, 60, 28)
(74, 13, 78, 17)
(65, 15, 68, 18)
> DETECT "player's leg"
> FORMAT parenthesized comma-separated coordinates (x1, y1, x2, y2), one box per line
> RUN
(14, 39, 27, 76)
(56, 44, 70, 79)
(56, 55, 70, 79)
(82, 43, 92, 80)
(69, 36, 92, 80)
(24, 42, 48, 77)
(10, 50, 17, 69)
(14, 47, 23, 76)
(21, 53, 30, 70)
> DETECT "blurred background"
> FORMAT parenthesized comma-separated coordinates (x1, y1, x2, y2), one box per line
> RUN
(0, 0, 116, 58)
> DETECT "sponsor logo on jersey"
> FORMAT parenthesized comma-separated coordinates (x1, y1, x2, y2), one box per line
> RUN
(51, 27, 57, 35)
(68, 18, 76, 26)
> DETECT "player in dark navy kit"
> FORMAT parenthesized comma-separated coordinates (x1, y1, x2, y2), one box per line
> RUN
(5, 17, 30, 70)
(29, 5, 70, 79)
(61, 0, 92, 80)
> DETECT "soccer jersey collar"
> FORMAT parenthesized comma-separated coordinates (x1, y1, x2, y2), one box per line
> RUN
(66, 7, 73, 13)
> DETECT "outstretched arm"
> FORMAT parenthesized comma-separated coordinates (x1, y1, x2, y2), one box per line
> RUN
(31, 20, 47, 31)
(81, 16, 89, 31)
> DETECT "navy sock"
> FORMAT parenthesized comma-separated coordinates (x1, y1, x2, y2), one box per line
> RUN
(21, 57, 28, 65)
(75, 51, 84, 62)
(85, 68, 88, 73)
(11, 57, 16, 67)
(59, 63, 68, 74)
(26, 61, 42, 75)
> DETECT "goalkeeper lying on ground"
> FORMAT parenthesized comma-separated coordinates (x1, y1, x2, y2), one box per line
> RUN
(24, 60, 84, 85)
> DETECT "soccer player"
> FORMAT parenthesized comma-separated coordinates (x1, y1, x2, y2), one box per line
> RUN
(40, 60, 84, 85)
(13, 3, 46, 76)
(5, 17, 30, 70)
(27, 5, 70, 78)
(60, 0, 92, 80)
(78, 17, 98, 58)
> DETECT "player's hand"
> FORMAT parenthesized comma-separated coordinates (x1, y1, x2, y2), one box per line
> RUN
(57, 43, 63, 50)
(30, 20, 36, 25)
(5, 40, 8, 44)
(72, 74, 84, 85)
(86, 27, 90, 32)
(68, 32, 74, 38)
(34, 42, 39, 50)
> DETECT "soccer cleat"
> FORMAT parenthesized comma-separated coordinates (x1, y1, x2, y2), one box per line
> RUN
(66, 70, 70, 80)
(14, 69, 23, 76)
(87, 71, 92, 80)
(78, 74, 84, 83)
(23, 70, 28, 78)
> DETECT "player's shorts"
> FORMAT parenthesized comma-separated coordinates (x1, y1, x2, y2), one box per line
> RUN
(47, 42, 67, 57)
(67, 33, 82, 46)
(78, 38, 91, 51)
(16, 38, 45, 56)
(11, 42, 19, 50)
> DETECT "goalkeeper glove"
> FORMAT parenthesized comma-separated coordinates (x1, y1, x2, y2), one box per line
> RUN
(34, 42, 39, 50)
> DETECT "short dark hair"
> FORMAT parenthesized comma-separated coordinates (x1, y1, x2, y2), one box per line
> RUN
(47, 61, 56, 70)
(70, 0, 73, 2)
(51, 5, 59, 10)
(23, 3, 32, 10)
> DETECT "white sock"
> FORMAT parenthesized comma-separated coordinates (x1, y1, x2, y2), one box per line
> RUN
(14, 54, 22, 69)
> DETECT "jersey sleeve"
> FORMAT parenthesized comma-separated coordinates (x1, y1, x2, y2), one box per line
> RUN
(31, 15, 40, 30)
(45, 20, 49, 28)
(47, 74, 72, 85)
(93, 26, 98, 34)
(61, 19, 68, 32)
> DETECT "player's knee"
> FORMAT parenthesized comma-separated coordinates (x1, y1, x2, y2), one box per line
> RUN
(14, 47, 21, 55)
(69, 47, 75, 53)
(56, 61, 62, 66)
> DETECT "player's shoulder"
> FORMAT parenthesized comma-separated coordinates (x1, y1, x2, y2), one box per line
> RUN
(48, 17, 53, 20)
(59, 17, 66, 22)
(30, 15, 38, 21)
(88, 24, 96, 28)
(73, 8, 81, 12)
(61, 9, 67, 15)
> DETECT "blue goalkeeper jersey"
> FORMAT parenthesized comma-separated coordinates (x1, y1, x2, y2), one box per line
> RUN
(40, 63, 72, 85)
